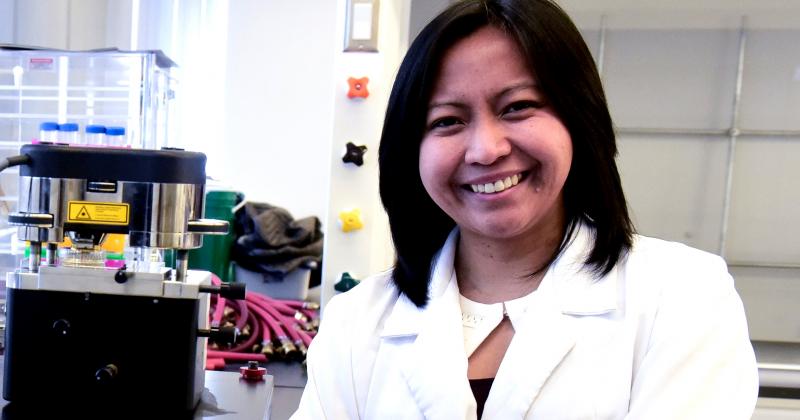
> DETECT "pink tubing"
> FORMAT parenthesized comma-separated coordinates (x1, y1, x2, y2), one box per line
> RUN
(207, 350, 267, 362)
(246, 300, 286, 338)
(211, 295, 226, 327)
(232, 299, 249, 331)
(229, 306, 261, 353)
(204, 274, 319, 367)
(206, 358, 226, 370)
(248, 295, 302, 342)
(295, 327, 313, 347)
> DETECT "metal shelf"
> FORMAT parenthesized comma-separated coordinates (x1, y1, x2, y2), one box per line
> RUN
(0, 95, 130, 102)
(0, 113, 132, 119)
(0, 85, 133, 92)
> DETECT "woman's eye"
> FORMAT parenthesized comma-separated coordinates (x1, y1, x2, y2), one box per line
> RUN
(504, 100, 542, 115)
(429, 117, 461, 130)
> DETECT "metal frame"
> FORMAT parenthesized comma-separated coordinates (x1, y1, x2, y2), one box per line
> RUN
(594, 16, 800, 270)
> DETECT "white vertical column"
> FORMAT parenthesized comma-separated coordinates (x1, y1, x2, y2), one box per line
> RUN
(320, 0, 411, 311)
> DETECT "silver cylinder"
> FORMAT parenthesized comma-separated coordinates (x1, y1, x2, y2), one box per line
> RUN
(28, 242, 41, 272)
(15, 176, 207, 250)
(45, 243, 58, 266)
(175, 249, 189, 282)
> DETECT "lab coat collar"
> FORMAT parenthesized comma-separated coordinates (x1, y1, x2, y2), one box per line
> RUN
(380, 228, 459, 338)
(381, 221, 617, 338)
(548, 221, 619, 316)
(379, 222, 617, 418)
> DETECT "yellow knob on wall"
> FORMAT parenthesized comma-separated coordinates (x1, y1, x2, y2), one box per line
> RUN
(339, 208, 364, 233)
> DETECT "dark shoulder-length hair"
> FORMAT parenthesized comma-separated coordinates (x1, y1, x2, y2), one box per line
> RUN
(378, 0, 634, 307)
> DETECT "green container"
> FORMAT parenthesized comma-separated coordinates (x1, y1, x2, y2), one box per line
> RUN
(188, 190, 239, 282)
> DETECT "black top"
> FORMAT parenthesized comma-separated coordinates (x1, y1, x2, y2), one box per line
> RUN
(19, 144, 206, 184)
(469, 377, 494, 419)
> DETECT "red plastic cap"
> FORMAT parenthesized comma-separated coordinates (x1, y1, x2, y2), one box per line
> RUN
(239, 362, 267, 381)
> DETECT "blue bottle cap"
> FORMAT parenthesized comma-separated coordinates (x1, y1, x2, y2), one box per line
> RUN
(39, 122, 59, 131)
(85, 125, 106, 134)
(106, 127, 126, 136)
(59, 123, 79, 132)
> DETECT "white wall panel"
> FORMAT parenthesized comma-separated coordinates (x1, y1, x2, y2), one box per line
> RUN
(739, 30, 800, 131)
(0, 0, 14, 43)
(221, 0, 337, 220)
(603, 29, 739, 129)
(14, 0, 69, 49)
(68, 0, 107, 50)
(733, 266, 800, 343)
(616, 135, 729, 253)
(726, 136, 800, 264)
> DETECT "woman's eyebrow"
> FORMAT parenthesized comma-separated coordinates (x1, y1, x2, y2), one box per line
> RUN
(427, 100, 469, 111)
(494, 82, 539, 100)
(428, 82, 540, 111)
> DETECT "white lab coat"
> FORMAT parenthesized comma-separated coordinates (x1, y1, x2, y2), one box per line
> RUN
(292, 224, 759, 419)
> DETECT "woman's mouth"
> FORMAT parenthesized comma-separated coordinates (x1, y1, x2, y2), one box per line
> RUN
(464, 172, 527, 194)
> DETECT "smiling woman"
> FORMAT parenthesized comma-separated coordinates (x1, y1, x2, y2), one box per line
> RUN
(291, 1, 759, 419)
(419, 26, 572, 304)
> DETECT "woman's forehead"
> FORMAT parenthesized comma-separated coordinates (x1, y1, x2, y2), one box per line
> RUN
(428, 27, 538, 100)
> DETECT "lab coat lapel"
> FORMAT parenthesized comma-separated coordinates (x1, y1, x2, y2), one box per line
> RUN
(482, 222, 616, 418)
(381, 229, 477, 419)
(481, 296, 577, 418)
(401, 277, 476, 419)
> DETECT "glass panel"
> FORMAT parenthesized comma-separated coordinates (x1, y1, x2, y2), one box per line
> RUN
(616, 134, 729, 254)
(739, 29, 800, 131)
(726, 136, 800, 264)
(603, 29, 739, 130)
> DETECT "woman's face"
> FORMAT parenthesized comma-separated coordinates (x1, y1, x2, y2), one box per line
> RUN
(419, 25, 572, 242)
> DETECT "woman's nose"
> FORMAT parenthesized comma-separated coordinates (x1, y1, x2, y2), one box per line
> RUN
(464, 120, 511, 165)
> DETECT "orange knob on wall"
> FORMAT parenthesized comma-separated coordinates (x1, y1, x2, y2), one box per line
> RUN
(347, 77, 370, 99)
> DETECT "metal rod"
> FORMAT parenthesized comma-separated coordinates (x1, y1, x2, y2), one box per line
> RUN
(45, 243, 58, 266)
(597, 15, 607, 78)
(175, 249, 189, 282)
(28, 241, 41, 273)
(719, 16, 748, 258)
(727, 261, 800, 270)
(739, 129, 800, 138)
(616, 127, 729, 136)
(616, 127, 800, 138)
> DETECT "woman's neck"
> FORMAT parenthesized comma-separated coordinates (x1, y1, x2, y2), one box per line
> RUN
(455, 221, 564, 304)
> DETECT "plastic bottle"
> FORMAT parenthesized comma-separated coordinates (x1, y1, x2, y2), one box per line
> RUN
(58, 123, 79, 144)
(105, 126, 126, 147)
(38, 122, 59, 143)
(85, 125, 106, 146)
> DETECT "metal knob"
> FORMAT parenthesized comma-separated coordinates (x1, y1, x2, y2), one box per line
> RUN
(95, 364, 119, 385)
(198, 326, 238, 344)
(52, 319, 71, 338)
(199, 282, 246, 300)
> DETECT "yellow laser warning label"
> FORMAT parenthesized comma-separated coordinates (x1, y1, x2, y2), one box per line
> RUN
(67, 201, 129, 225)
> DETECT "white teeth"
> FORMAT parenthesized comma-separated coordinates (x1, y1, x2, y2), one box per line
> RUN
(494, 180, 504, 192)
(469, 173, 523, 195)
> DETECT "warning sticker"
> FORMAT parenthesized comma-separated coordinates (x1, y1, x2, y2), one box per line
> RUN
(67, 201, 129, 225)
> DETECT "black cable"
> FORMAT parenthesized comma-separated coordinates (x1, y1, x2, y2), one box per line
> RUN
(0, 154, 31, 172)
